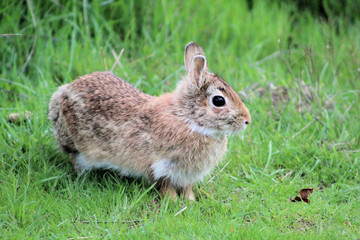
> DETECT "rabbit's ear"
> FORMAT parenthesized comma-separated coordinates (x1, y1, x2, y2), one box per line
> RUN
(188, 55, 207, 87)
(184, 42, 207, 73)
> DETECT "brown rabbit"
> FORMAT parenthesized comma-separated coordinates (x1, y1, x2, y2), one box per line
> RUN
(49, 42, 251, 201)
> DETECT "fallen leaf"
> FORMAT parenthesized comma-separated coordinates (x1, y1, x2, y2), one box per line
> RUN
(344, 221, 352, 226)
(290, 188, 314, 204)
(8, 111, 32, 124)
(290, 196, 302, 203)
(300, 188, 313, 199)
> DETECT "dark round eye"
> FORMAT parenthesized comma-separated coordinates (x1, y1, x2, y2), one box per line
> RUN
(212, 95, 226, 107)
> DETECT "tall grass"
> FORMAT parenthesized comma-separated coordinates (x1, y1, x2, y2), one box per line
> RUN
(1, 0, 359, 238)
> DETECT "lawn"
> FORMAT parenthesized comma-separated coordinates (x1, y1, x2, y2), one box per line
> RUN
(1, 0, 359, 239)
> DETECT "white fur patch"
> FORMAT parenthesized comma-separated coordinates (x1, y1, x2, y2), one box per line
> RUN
(186, 119, 247, 137)
(150, 158, 175, 180)
(188, 122, 221, 137)
(76, 153, 142, 178)
(151, 158, 214, 187)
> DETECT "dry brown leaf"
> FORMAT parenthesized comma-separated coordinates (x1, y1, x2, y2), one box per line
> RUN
(300, 188, 314, 199)
(290, 187, 314, 204)
(290, 196, 302, 202)
(8, 111, 32, 124)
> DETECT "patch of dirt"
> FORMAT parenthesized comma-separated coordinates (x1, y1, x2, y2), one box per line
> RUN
(239, 82, 290, 114)
(295, 217, 315, 231)
(281, 215, 316, 232)
(239, 83, 289, 108)
(295, 80, 314, 112)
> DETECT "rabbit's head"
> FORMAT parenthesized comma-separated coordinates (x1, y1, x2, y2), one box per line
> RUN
(175, 42, 251, 136)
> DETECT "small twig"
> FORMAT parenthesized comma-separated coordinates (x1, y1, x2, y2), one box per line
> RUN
(174, 206, 187, 217)
(19, 0, 38, 78)
(68, 237, 93, 240)
(129, 52, 155, 65)
(199, 189, 210, 198)
(344, 150, 360, 153)
(74, 219, 141, 224)
(207, 159, 232, 183)
(342, 101, 354, 119)
(332, 142, 350, 147)
(111, 48, 125, 73)
(71, 221, 81, 234)
(100, 47, 108, 71)
(281, 170, 293, 182)
(291, 117, 318, 139)
(77, 220, 111, 224)
(1, 33, 22, 37)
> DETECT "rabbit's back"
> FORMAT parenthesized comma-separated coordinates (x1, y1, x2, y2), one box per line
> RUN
(49, 72, 153, 158)
(69, 71, 152, 121)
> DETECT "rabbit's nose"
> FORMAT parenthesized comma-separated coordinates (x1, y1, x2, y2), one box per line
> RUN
(244, 114, 251, 125)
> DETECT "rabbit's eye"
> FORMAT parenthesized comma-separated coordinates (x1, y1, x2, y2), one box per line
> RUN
(212, 95, 226, 107)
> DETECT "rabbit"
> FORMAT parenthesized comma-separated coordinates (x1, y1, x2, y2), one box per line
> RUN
(49, 42, 251, 201)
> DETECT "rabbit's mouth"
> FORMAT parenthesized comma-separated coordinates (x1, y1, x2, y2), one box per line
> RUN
(227, 121, 248, 133)
(187, 120, 247, 138)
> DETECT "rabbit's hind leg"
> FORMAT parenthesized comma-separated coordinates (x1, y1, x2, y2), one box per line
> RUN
(157, 178, 177, 201)
(181, 184, 195, 201)
(69, 153, 83, 174)
(147, 164, 177, 201)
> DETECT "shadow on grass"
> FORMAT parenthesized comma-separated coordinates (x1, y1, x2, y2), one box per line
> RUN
(49, 155, 162, 199)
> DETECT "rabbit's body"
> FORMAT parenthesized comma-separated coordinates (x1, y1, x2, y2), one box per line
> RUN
(49, 42, 251, 200)
(49, 71, 227, 187)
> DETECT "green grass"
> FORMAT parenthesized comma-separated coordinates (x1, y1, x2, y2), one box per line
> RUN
(1, 0, 359, 239)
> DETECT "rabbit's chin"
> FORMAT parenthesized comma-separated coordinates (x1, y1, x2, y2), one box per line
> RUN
(188, 122, 247, 138)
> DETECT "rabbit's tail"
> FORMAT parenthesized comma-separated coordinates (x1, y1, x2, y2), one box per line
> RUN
(49, 85, 78, 154)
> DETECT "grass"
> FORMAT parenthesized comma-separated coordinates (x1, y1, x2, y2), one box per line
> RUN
(1, 0, 359, 239)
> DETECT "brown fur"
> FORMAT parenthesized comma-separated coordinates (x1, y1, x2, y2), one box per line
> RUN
(49, 42, 251, 201)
